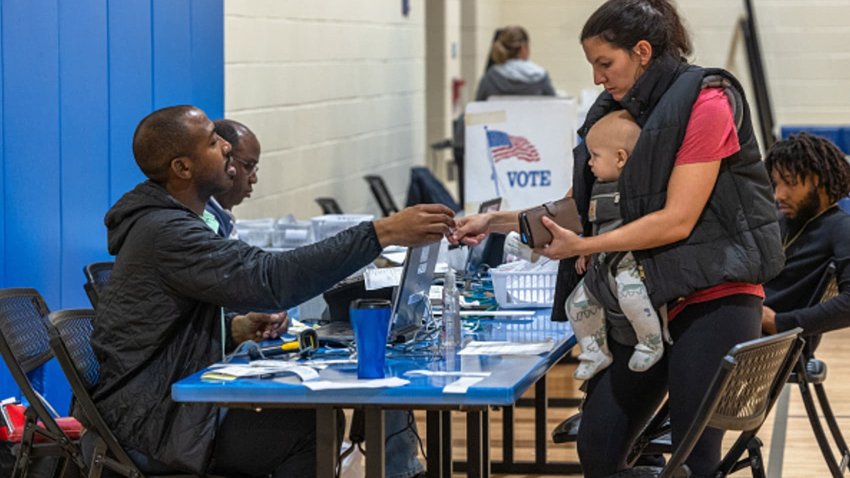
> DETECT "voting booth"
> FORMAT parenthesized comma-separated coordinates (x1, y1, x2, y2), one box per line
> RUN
(464, 97, 577, 211)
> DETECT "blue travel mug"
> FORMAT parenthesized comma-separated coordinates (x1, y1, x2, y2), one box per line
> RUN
(350, 299, 392, 379)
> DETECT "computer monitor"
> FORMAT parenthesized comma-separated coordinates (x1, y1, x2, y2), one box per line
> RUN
(465, 197, 502, 278)
(389, 241, 441, 343)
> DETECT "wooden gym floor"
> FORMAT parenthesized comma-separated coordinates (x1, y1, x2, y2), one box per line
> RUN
(412, 326, 850, 477)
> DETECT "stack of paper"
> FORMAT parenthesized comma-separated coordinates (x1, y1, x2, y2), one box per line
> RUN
(457, 340, 554, 356)
(201, 362, 319, 382)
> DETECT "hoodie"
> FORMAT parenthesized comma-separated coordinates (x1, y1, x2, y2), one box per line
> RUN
(475, 59, 556, 101)
(90, 181, 382, 473)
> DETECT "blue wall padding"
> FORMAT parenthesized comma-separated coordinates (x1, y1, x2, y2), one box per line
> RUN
(0, 0, 224, 414)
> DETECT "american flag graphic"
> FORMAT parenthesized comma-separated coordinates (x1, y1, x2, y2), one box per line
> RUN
(486, 130, 541, 163)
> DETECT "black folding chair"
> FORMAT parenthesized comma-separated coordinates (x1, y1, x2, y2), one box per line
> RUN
(314, 197, 344, 214)
(0, 288, 84, 478)
(615, 328, 804, 478)
(48, 309, 201, 478)
(768, 262, 850, 477)
(364, 175, 399, 217)
(83, 262, 113, 310)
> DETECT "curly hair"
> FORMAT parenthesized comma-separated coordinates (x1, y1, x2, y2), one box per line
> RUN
(764, 132, 850, 204)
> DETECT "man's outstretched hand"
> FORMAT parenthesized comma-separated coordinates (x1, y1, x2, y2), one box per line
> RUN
(231, 311, 289, 344)
(374, 204, 456, 247)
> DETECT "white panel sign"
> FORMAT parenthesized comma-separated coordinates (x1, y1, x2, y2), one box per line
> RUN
(464, 97, 576, 212)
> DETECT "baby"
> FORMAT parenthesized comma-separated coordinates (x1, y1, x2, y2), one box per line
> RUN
(567, 109, 664, 380)
(505, 109, 664, 380)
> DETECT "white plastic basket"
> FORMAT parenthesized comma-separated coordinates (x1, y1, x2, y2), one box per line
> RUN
(310, 214, 374, 242)
(490, 269, 557, 309)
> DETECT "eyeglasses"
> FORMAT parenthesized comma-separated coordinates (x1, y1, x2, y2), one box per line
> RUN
(227, 155, 259, 175)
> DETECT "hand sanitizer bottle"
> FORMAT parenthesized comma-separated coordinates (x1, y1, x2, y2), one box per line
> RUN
(442, 268, 462, 348)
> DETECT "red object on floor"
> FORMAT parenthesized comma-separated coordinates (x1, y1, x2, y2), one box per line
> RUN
(0, 403, 82, 443)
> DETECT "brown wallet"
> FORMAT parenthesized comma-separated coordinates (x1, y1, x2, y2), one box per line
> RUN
(518, 197, 583, 248)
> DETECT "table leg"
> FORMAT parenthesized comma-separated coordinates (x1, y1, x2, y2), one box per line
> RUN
(482, 408, 490, 474)
(316, 408, 338, 478)
(466, 409, 490, 478)
(427, 410, 444, 478)
(365, 408, 386, 478)
(502, 406, 514, 464)
(441, 410, 452, 477)
(535, 376, 547, 465)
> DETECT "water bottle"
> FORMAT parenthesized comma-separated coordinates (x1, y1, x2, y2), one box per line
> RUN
(442, 268, 462, 348)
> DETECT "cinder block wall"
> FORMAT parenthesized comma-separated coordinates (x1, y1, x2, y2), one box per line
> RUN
(463, 0, 850, 131)
(224, 0, 425, 220)
(227, 0, 850, 220)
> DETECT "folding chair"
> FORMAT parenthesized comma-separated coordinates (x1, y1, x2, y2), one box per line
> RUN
(364, 175, 399, 217)
(615, 327, 804, 478)
(48, 309, 201, 478)
(768, 262, 850, 478)
(83, 262, 114, 310)
(0, 288, 85, 478)
(314, 197, 344, 214)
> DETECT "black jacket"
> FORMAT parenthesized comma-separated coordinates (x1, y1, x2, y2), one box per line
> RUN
(91, 181, 382, 473)
(766, 207, 850, 336)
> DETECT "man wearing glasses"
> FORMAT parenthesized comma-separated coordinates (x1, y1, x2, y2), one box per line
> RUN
(203, 119, 259, 238)
(204, 118, 428, 478)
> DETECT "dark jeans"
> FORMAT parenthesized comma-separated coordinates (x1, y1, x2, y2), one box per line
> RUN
(210, 408, 320, 477)
(100, 409, 324, 478)
(576, 294, 762, 478)
(118, 408, 420, 478)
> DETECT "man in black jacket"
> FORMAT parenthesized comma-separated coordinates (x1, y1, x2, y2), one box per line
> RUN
(91, 105, 455, 476)
(762, 132, 850, 337)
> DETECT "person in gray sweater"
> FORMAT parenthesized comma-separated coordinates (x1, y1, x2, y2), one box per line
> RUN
(474, 25, 556, 101)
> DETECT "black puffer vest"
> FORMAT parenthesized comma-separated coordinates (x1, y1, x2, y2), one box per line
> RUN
(554, 55, 784, 341)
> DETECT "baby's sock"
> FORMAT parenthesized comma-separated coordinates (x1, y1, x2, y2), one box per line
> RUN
(628, 334, 663, 372)
(574, 333, 613, 380)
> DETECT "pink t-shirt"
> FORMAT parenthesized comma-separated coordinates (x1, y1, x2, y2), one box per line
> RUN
(667, 88, 763, 320)
(674, 88, 740, 165)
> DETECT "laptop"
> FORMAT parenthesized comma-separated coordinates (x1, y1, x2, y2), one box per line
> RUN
(314, 241, 440, 345)
(464, 197, 502, 278)
(389, 241, 440, 343)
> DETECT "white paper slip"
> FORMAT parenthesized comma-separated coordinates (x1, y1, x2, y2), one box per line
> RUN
(299, 358, 358, 369)
(459, 310, 535, 317)
(247, 360, 297, 368)
(364, 266, 403, 290)
(459, 296, 481, 308)
(429, 285, 443, 303)
(405, 370, 491, 378)
(303, 377, 410, 390)
(381, 251, 408, 265)
(202, 363, 319, 382)
(443, 376, 486, 394)
(280, 366, 320, 381)
(457, 340, 555, 356)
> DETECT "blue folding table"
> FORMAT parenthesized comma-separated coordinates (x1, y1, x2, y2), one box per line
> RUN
(172, 311, 576, 478)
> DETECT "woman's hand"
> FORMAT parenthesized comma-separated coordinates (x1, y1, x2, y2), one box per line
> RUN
(537, 216, 586, 260)
(449, 213, 490, 246)
(761, 306, 777, 335)
(231, 311, 289, 344)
